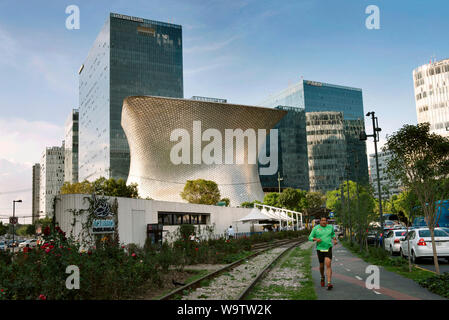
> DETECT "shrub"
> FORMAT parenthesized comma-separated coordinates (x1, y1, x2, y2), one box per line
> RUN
(418, 272, 449, 298)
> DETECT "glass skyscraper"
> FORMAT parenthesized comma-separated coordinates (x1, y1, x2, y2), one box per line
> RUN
(79, 13, 183, 181)
(64, 109, 79, 183)
(260, 79, 369, 193)
(259, 106, 309, 192)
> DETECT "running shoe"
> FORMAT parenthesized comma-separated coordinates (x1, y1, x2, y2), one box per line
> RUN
(320, 277, 325, 287)
(327, 283, 333, 290)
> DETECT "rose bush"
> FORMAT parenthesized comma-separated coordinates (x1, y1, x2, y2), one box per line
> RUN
(0, 224, 309, 300)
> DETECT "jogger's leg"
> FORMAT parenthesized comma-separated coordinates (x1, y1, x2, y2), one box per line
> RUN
(325, 257, 332, 283)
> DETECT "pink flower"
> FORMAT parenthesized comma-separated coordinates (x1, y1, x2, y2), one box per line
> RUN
(131, 253, 136, 257)
(45, 248, 50, 253)
(39, 294, 46, 300)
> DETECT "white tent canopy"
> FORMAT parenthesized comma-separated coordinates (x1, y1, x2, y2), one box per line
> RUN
(238, 207, 275, 222)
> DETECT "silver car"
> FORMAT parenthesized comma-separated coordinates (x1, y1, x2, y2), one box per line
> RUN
(400, 228, 449, 263)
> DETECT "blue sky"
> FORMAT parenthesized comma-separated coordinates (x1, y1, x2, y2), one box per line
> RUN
(1, 0, 448, 221)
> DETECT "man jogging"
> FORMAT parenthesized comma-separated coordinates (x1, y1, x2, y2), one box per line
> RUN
(309, 216, 337, 290)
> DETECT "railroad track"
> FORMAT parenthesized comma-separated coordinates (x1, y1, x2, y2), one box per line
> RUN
(159, 236, 307, 300)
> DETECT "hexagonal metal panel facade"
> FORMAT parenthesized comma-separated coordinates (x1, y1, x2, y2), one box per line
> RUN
(121, 96, 287, 206)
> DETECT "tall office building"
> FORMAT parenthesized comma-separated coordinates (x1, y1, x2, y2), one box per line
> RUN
(32, 163, 40, 224)
(79, 13, 183, 181)
(413, 58, 449, 136)
(369, 150, 401, 200)
(259, 106, 309, 192)
(306, 112, 347, 193)
(260, 79, 369, 193)
(40, 144, 65, 217)
(64, 109, 79, 183)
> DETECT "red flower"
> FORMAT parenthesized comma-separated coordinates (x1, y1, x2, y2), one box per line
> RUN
(87, 250, 92, 256)
(1, 289, 4, 292)
(131, 253, 136, 257)
(49, 245, 54, 250)
(194, 248, 199, 251)
(45, 248, 50, 253)
(121, 245, 125, 249)
(43, 226, 50, 236)
(39, 294, 46, 300)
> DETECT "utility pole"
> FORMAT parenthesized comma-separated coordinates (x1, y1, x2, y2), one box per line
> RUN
(360, 112, 384, 249)
(277, 171, 283, 195)
(360, 112, 384, 232)
(12, 200, 22, 253)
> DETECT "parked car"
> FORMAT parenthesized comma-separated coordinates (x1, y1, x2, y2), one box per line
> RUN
(400, 227, 449, 263)
(19, 239, 37, 249)
(383, 229, 407, 255)
(0, 241, 6, 251)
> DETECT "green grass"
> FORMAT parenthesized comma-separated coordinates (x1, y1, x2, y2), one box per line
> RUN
(245, 246, 317, 300)
(341, 241, 434, 283)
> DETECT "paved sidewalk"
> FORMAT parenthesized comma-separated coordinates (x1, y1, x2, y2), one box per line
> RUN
(310, 243, 445, 300)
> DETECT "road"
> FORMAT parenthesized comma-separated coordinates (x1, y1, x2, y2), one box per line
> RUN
(414, 257, 449, 273)
(311, 244, 445, 300)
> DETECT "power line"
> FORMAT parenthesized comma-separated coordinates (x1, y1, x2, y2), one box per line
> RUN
(0, 188, 32, 195)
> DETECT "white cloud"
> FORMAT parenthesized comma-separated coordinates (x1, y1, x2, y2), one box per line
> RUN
(0, 118, 64, 164)
(0, 118, 63, 224)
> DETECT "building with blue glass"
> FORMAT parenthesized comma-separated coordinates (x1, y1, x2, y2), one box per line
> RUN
(79, 13, 183, 182)
(260, 80, 369, 194)
(259, 106, 309, 192)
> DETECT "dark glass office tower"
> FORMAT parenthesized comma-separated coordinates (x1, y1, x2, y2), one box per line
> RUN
(79, 13, 183, 181)
(259, 106, 309, 192)
(260, 80, 369, 193)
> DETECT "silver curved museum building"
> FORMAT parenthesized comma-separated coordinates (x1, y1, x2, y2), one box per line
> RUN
(121, 96, 287, 206)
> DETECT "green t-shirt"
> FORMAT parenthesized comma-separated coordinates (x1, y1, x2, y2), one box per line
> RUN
(308, 225, 335, 251)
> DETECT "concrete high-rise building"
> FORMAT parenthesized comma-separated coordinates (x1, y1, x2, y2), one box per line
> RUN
(79, 13, 184, 182)
(260, 79, 369, 193)
(413, 58, 449, 136)
(369, 150, 401, 200)
(32, 163, 40, 224)
(64, 109, 79, 183)
(40, 144, 65, 217)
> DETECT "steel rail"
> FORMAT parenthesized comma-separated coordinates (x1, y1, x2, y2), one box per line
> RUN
(237, 239, 304, 300)
(158, 236, 306, 300)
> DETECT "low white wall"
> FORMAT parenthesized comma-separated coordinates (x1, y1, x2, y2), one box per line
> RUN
(55, 194, 253, 247)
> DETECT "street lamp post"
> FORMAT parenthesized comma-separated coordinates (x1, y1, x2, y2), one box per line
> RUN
(12, 199, 22, 252)
(359, 111, 384, 236)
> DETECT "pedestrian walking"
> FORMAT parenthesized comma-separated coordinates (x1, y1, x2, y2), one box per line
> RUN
(308, 216, 337, 290)
(227, 225, 234, 239)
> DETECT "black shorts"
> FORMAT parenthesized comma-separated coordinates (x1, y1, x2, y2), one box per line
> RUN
(317, 247, 333, 263)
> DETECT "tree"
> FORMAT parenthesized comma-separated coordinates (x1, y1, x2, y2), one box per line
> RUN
(384, 123, 449, 274)
(393, 190, 421, 272)
(303, 191, 326, 228)
(278, 188, 307, 212)
(180, 179, 221, 205)
(220, 198, 230, 207)
(327, 181, 376, 250)
(263, 192, 281, 208)
(0, 222, 7, 236)
(61, 177, 139, 198)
